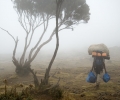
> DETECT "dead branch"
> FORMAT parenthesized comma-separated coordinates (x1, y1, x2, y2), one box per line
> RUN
(0, 27, 20, 68)
(0, 27, 16, 42)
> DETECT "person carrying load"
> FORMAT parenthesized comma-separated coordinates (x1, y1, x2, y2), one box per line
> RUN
(87, 44, 110, 87)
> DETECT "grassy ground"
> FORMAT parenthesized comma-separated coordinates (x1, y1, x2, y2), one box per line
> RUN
(0, 63, 120, 100)
(0, 56, 120, 100)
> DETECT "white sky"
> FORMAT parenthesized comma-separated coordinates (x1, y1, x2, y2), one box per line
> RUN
(0, 0, 120, 54)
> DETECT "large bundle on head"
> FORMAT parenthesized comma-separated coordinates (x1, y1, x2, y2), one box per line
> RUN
(88, 43, 109, 56)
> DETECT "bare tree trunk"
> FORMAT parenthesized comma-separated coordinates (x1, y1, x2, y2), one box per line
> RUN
(29, 68, 39, 88)
(42, 0, 64, 85)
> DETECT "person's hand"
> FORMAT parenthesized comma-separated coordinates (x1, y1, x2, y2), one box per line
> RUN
(90, 69, 92, 72)
(105, 71, 107, 73)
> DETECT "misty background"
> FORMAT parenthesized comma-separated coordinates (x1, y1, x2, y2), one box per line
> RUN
(0, 0, 120, 68)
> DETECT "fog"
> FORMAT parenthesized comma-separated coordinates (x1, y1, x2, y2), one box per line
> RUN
(0, 0, 120, 55)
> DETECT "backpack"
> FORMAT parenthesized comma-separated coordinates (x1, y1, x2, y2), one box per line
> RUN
(95, 57, 103, 66)
(94, 57, 104, 74)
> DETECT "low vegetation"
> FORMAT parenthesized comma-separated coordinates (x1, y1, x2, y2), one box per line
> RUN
(0, 62, 120, 100)
(0, 79, 64, 100)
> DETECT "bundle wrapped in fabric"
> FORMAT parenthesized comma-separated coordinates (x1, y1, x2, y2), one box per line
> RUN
(103, 73, 110, 82)
(88, 43, 110, 57)
(88, 43, 109, 55)
(86, 71, 96, 83)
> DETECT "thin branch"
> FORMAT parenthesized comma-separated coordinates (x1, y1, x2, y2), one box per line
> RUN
(28, 21, 63, 63)
(26, 16, 42, 49)
(58, 25, 73, 31)
(26, 29, 34, 48)
(18, 15, 28, 33)
(20, 33, 28, 65)
(43, 14, 46, 31)
(13, 37, 19, 57)
(0, 27, 16, 42)
(12, 37, 19, 67)
(28, 16, 49, 60)
(27, 15, 32, 33)
(32, 16, 38, 29)
(30, 30, 55, 62)
(23, 13, 28, 33)
(33, 16, 50, 30)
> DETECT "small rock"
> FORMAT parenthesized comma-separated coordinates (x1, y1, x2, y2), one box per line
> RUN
(80, 94, 85, 97)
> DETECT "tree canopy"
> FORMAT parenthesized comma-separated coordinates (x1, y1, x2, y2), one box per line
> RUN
(12, 0, 90, 27)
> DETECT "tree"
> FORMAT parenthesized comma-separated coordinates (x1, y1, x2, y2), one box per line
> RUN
(0, 0, 90, 77)
(42, 0, 64, 85)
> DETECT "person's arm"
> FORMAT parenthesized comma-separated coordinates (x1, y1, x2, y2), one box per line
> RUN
(91, 61, 94, 71)
(103, 62, 107, 73)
